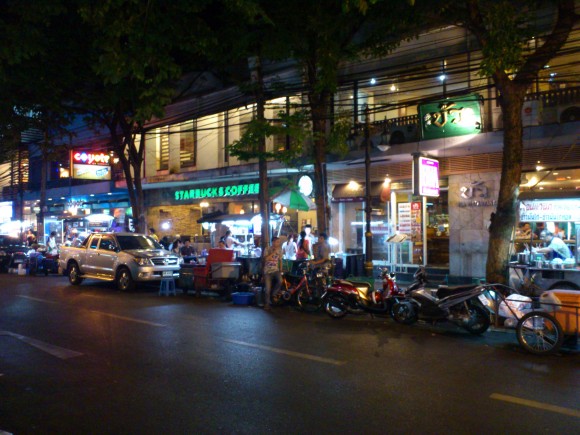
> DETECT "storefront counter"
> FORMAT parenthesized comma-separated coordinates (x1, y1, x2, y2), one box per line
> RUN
(509, 262, 580, 292)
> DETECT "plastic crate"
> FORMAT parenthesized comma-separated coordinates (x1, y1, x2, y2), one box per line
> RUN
(231, 292, 254, 305)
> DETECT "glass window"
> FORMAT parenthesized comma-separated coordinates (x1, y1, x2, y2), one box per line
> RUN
(99, 236, 116, 251)
(89, 235, 100, 250)
(179, 120, 196, 168)
(156, 126, 169, 171)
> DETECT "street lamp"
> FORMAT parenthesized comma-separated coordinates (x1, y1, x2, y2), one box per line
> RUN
(363, 104, 373, 277)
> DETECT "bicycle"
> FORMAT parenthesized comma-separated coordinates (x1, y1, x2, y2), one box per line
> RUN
(272, 261, 324, 312)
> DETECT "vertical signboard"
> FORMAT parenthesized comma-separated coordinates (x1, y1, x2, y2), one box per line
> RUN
(413, 155, 440, 197)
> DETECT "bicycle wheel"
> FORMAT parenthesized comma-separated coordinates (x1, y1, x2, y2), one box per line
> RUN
(296, 285, 323, 312)
(516, 311, 564, 355)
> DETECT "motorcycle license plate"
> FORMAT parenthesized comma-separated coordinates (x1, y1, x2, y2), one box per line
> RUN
(162, 271, 173, 277)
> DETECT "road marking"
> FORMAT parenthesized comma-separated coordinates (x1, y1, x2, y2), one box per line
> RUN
(18, 295, 59, 304)
(88, 310, 166, 327)
(223, 339, 346, 366)
(490, 393, 580, 418)
(0, 331, 83, 360)
(17, 296, 165, 327)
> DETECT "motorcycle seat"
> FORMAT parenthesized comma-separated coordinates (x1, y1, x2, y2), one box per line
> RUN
(436, 284, 479, 299)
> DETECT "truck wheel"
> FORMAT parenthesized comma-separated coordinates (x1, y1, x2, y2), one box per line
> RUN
(116, 267, 135, 292)
(68, 263, 84, 285)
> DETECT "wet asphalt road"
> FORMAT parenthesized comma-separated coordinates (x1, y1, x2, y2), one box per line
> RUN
(0, 273, 578, 434)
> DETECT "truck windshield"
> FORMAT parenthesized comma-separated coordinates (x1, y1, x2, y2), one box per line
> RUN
(116, 235, 160, 250)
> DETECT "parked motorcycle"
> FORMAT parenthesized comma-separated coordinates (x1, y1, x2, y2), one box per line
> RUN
(391, 270, 491, 335)
(322, 266, 426, 319)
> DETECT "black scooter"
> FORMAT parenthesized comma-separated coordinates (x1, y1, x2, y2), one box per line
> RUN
(391, 267, 491, 335)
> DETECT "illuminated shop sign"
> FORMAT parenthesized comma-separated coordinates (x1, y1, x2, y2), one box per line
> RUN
(413, 156, 440, 197)
(71, 150, 112, 180)
(519, 199, 580, 222)
(175, 183, 260, 201)
(418, 94, 482, 140)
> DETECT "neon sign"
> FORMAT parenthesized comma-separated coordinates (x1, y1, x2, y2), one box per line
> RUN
(175, 183, 260, 201)
(71, 149, 112, 180)
(72, 151, 111, 166)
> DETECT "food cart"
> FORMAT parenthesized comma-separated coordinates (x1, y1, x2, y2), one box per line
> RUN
(509, 192, 580, 294)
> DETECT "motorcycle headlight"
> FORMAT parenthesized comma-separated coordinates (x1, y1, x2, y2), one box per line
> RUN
(134, 257, 152, 266)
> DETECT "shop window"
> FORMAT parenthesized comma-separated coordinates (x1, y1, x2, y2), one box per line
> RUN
(180, 120, 196, 168)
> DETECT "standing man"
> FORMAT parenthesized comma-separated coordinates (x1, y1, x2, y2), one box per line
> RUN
(311, 232, 331, 269)
(262, 236, 283, 311)
(149, 228, 159, 242)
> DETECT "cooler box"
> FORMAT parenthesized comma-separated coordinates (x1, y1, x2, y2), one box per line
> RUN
(211, 262, 241, 279)
(539, 290, 580, 334)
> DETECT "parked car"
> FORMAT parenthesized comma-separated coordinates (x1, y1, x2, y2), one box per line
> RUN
(0, 235, 29, 272)
(58, 232, 181, 291)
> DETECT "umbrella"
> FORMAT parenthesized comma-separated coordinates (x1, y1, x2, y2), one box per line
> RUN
(272, 189, 316, 211)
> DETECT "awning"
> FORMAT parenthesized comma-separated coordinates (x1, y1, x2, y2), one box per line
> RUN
(332, 182, 389, 202)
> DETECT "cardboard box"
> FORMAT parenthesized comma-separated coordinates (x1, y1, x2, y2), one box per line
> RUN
(211, 262, 241, 279)
(540, 290, 580, 334)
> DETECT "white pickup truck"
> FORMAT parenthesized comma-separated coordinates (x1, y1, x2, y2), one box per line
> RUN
(58, 232, 181, 291)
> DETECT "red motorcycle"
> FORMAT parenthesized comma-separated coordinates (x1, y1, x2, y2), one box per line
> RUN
(322, 267, 423, 319)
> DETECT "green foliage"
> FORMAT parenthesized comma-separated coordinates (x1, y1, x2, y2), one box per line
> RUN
(228, 110, 310, 163)
(477, 2, 536, 77)
(326, 115, 352, 158)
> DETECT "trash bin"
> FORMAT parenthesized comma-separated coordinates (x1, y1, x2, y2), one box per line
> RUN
(179, 264, 195, 294)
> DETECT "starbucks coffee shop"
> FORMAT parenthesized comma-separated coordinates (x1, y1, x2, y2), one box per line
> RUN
(145, 180, 262, 247)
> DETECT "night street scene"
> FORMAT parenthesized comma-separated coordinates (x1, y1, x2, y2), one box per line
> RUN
(0, 1, 579, 434)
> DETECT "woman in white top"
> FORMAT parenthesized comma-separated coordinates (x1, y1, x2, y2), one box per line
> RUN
(281, 234, 297, 260)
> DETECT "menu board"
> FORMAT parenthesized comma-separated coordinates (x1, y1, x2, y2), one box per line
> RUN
(398, 203, 411, 235)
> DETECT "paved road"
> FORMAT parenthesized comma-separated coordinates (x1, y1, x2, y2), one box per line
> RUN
(1, 274, 578, 434)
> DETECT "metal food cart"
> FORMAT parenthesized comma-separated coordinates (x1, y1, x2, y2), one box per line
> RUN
(509, 192, 580, 293)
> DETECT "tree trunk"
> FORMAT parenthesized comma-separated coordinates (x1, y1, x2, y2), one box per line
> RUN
(250, 55, 271, 252)
(307, 82, 331, 234)
(485, 84, 526, 284)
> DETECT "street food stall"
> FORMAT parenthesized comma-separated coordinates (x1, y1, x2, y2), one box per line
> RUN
(509, 192, 580, 293)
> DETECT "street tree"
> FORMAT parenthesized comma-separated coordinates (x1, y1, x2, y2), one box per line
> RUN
(452, 0, 578, 283)
(77, 0, 216, 233)
(261, 0, 426, 233)
(0, 0, 87, 237)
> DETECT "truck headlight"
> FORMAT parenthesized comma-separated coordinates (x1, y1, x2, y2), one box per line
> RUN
(134, 257, 152, 266)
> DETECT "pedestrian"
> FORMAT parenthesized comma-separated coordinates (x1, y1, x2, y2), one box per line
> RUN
(149, 228, 159, 242)
(281, 234, 297, 260)
(171, 239, 183, 256)
(532, 231, 572, 260)
(46, 231, 59, 256)
(26, 229, 36, 247)
(262, 236, 283, 310)
(180, 239, 196, 257)
(303, 224, 315, 257)
(224, 230, 242, 249)
(311, 232, 331, 268)
(295, 230, 311, 260)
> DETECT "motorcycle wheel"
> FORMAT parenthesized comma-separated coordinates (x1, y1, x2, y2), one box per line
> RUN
(463, 304, 491, 335)
(296, 287, 322, 313)
(391, 301, 418, 325)
(324, 295, 348, 319)
(516, 311, 564, 355)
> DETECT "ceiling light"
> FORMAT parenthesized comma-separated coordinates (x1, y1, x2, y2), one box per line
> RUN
(370, 78, 377, 85)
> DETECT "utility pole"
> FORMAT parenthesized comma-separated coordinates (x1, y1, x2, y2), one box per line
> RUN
(363, 105, 373, 277)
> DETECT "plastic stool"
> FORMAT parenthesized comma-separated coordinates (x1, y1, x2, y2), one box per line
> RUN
(159, 278, 176, 296)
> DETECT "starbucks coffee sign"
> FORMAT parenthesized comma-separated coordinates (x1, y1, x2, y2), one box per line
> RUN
(174, 183, 260, 201)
